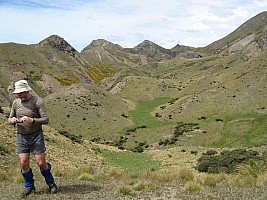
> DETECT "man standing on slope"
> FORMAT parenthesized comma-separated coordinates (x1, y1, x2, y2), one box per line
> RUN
(8, 80, 57, 197)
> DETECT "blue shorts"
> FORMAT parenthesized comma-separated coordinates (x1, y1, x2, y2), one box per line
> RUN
(16, 129, 46, 155)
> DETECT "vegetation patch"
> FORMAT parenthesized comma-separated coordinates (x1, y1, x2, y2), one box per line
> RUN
(55, 74, 80, 86)
(212, 114, 267, 148)
(102, 151, 161, 172)
(127, 97, 173, 128)
(158, 122, 200, 146)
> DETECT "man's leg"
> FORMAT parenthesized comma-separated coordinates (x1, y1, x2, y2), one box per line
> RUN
(18, 153, 35, 197)
(35, 153, 58, 194)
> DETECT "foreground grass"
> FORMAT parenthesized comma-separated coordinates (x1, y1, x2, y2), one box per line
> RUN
(1, 163, 267, 200)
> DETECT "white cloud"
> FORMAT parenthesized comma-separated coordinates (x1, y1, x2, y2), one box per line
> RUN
(0, 0, 267, 51)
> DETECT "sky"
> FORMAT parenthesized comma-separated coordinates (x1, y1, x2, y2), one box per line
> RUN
(0, 0, 267, 52)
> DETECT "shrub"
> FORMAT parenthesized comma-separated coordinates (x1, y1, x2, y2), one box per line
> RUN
(137, 125, 147, 129)
(126, 128, 136, 132)
(203, 149, 218, 156)
(190, 150, 198, 155)
(196, 149, 259, 174)
(0, 146, 8, 155)
(58, 130, 83, 143)
(173, 122, 199, 137)
(198, 116, 207, 120)
(160, 105, 166, 109)
(131, 145, 144, 153)
(0, 106, 3, 114)
(121, 113, 128, 118)
(118, 146, 125, 150)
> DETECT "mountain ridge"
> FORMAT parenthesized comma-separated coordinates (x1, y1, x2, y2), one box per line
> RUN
(0, 11, 266, 106)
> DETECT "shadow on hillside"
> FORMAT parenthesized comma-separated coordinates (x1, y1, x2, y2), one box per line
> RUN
(57, 182, 100, 194)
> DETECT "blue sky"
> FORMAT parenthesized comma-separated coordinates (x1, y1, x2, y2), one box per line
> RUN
(0, 0, 267, 51)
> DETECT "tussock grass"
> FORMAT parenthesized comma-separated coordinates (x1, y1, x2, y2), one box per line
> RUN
(255, 173, 267, 187)
(233, 157, 267, 188)
(203, 175, 218, 187)
(148, 170, 179, 183)
(78, 164, 98, 175)
(178, 167, 195, 183)
(217, 172, 228, 182)
(15, 175, 24, 184)
(184, 181, 201, 192)
(0, 170, 8, 181)
(0, 168, 22, 183)
(55, 164, 98, 177)
(236, 158, 267, 178)
(117, 185, 136, 197)
(132, 180, 158, 191)
(232, 174, 257, 187)
(106, 167, 124, 178)
(78, 173, 94, 182)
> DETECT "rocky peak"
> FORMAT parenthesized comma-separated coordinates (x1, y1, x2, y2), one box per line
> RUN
(38, 35, 78, 57)
(134, 40, 165, 50)
(82, 39, 123, 52)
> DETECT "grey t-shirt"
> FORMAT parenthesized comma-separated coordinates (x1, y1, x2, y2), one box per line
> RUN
(8, 95, 49, 134)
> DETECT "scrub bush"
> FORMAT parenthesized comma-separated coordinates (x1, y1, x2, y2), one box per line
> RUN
(196, 149, 259, 173)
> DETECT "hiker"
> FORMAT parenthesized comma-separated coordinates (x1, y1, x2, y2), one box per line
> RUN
(8, 80, 57, 197)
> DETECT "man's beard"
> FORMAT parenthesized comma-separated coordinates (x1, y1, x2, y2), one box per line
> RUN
(18, 97, 27, 101)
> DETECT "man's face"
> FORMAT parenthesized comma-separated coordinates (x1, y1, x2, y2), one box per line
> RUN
(16, 91, 29, 101)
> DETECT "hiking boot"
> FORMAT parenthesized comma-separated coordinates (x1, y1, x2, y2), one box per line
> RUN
(20, 186, 35, 198)
(49, 183, 58, 194)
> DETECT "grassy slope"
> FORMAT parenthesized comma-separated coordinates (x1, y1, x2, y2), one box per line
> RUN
(44, 84, 134, 141)
(111, 46, 267, 149)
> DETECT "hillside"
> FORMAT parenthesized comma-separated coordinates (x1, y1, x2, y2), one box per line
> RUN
(44, 84, 134, 141)
(0, 11, 266, 148)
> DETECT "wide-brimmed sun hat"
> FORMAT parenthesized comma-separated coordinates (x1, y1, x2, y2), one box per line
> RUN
(13, 80, 32, 94)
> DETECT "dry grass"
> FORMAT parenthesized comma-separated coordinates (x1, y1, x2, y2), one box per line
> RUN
(184, 181, 201, 192)
(202, 174, 219, 187)
(2, 164, 267, 199)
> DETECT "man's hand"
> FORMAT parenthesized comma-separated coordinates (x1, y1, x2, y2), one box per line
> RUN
(20, 116, 34, 123)
(10, 117, 18, 124)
